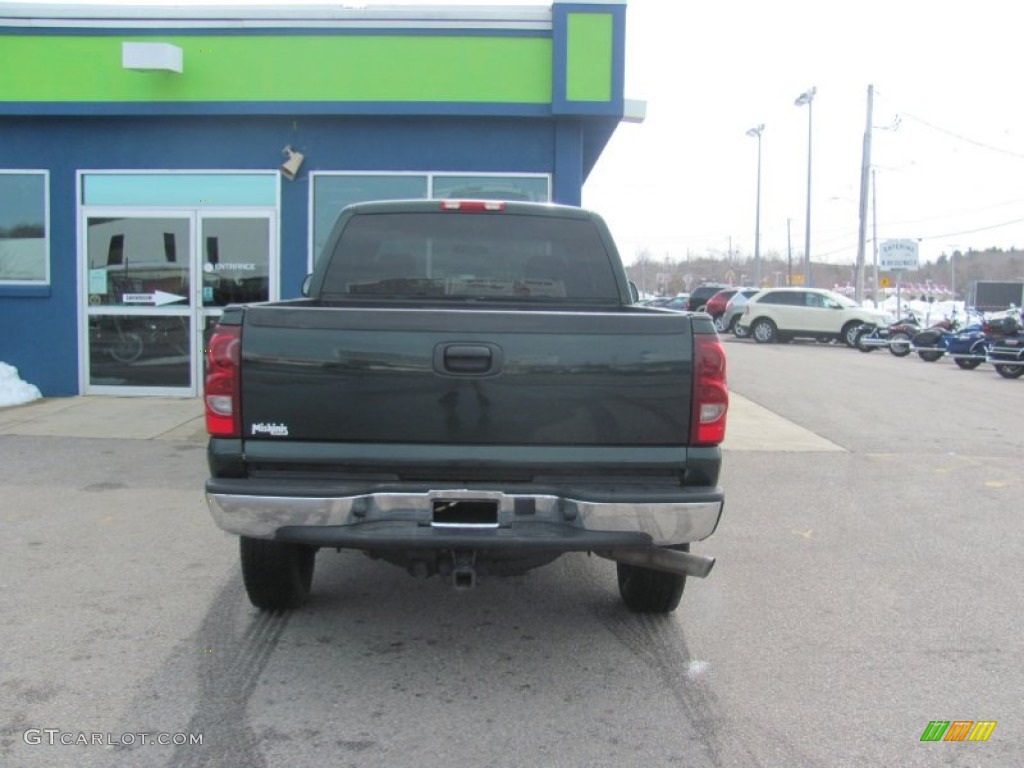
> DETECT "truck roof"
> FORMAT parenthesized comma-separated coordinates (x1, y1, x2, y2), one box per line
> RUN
(340, 199, 597, 219)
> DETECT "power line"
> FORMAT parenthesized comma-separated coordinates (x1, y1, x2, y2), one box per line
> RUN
(885, 106, 1024, 160)
(814, 215, 1024, 259)
(918, 215, 1024, 241)
(878, 195, 1024, 229)
(788, 211, 1024, 262)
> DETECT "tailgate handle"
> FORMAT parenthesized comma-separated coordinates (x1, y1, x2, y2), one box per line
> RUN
(436, 343, 502, 376)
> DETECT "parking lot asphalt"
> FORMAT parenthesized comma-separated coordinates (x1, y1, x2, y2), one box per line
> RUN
(5, 343, 1019, 768)
(0, 396, 206, 442)
(0, 392, 840, 452)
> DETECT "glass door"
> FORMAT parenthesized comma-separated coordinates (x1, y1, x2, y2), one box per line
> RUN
(197, 212, 275, 383)
(84, 213, 194, 394)
(83, 210, 276, 395)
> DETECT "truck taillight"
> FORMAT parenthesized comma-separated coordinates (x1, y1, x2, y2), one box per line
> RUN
(690, 334, 728, 446)
(204, 325, 241, 438)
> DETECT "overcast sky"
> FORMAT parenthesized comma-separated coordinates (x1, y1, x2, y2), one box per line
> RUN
(10, 0, 1024, 269)
(581, 0, 1024, 269)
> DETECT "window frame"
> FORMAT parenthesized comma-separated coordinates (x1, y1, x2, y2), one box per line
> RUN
(0, 169, 50, 286)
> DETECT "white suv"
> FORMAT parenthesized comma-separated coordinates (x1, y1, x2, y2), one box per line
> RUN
(736, 287, 891, 346)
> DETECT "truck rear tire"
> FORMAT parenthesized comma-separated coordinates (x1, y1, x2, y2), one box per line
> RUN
(616, 545, 687, 613)
(240, 537, 316, 611)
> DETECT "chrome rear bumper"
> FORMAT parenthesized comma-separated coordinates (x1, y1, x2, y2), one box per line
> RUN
(206, 487, 723, 547)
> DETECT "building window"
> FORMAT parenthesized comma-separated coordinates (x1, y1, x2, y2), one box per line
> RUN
(0, 171, 49, 283)
(310, 172, 551, 269)
(311, 174, 429, 268)
(431, 174, 549, 202)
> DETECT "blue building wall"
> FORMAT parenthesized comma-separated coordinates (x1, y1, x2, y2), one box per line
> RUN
(0, 115, 586, 395)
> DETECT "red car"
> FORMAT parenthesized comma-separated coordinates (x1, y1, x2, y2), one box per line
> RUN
(703, 288, 737, 319)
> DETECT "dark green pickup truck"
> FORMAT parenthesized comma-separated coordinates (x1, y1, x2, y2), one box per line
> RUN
(204, 199, 728, 613)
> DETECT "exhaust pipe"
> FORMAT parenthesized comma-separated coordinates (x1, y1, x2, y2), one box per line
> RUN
(598, 548, 716, 579)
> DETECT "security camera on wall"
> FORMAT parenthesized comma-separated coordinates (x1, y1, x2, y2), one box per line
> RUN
(280, 145, 304, 181)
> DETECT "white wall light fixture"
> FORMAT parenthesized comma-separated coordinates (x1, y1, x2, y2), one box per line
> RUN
(122, 42, 184, 74)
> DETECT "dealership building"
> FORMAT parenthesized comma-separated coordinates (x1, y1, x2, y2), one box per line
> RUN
(0, 1, 637, 396)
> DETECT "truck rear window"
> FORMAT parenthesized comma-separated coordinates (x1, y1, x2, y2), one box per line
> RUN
(319, 212, 620, 303)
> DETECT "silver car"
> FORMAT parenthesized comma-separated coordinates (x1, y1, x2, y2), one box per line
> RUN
(719, 288, 760, 336)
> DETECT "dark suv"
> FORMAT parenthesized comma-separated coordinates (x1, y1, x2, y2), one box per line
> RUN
(686, 283, 728, 312)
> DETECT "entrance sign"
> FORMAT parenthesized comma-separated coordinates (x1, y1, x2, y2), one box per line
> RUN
(878, 239, 919, 319)
(122, 290, 187, 306)
(879, 239, 919, 271)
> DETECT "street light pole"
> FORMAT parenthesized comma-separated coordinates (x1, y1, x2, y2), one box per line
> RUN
(795, 86, 816, 287)
(746, 124, 765, 287)
(787, 217, 793, 285)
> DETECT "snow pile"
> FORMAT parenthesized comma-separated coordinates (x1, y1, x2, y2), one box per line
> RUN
(0, 362, 42, 408)
(865, 297, 1020, 326)
(877, 298, 965, 324)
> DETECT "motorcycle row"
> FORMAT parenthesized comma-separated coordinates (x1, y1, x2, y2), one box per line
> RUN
(853, 305, 1024, 379)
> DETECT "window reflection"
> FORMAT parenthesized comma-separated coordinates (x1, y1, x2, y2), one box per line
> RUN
(87, 217, 190, 307)
(201, 218, 270, 306)
(88, 315, 190, 388)
(431, 175, 550, 202)
(0, 172, 48, 282)
(311, 175, 429, 265)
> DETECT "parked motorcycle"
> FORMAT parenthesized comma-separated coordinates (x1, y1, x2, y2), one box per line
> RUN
(853, 311, 921, 357)
(910, 310, 983, 362)
(984, 307, 1024, 379)
(946, 326, 991, 370)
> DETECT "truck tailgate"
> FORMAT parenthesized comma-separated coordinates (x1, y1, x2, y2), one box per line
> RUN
(239, 304, 693, 447)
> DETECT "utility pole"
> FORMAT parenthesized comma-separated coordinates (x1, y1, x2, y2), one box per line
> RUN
(871, 168, 879, 303)
(952, 251, 955, 303)
(855, 84, 873, 303)
(787, 218, 793, 286)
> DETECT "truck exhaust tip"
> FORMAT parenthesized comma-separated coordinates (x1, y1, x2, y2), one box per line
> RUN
(599, 548, 716, 579)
